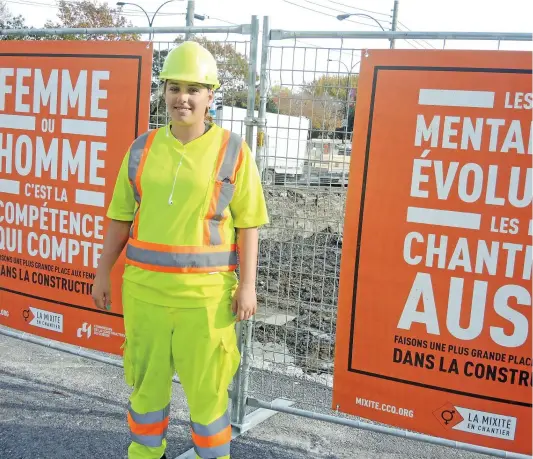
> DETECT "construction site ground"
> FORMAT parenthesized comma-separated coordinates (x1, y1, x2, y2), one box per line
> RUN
(0, 186, 492, 458)
(0, 330, 489, 459)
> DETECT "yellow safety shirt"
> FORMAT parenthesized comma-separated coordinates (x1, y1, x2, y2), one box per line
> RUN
(106, 122, 269, 307)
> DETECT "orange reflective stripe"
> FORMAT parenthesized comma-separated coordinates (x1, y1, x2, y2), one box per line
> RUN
(125, 258, 237, 274)
(125, 239, 238, 273)
(214, 130, 231, 179)
(128, 238, 236, 254)
(127, 412, 169, 436)
(204, 179, 223, 245)
(204, 130, 231, 245)
(132, 130, 157, 239)
(205, 131, 242, 246)
(230, 145, 245, 183)
(191, 424, 232, 449)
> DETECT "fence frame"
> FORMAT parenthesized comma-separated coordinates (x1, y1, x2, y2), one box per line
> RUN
(0, 24, 251, 37)
(244, 18, 533, 459)
(0, 16, 532, 459)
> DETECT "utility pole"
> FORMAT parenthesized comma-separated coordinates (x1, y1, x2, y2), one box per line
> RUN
(185, 0, 194, 40)
(390, 0, 399, 49)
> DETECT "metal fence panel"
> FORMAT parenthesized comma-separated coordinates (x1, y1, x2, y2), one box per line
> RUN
(1, 19, 531, 459)
(0, 19, 260, 424)
(245, 24, 532, 425)
(250, 35, 356, 418)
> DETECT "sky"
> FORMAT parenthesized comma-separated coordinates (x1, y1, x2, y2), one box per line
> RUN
(4, 0, 532, 42)
(3, 0, 532, 87)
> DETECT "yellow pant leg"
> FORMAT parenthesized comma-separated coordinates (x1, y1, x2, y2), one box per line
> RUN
(172, 301, 240, 459)
(123, 291, 174, 459)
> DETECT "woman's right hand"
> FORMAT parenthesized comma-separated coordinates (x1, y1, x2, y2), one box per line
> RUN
(92, 272, 111, 310)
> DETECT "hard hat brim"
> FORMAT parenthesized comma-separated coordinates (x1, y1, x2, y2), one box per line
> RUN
(160, 74, 221, 90)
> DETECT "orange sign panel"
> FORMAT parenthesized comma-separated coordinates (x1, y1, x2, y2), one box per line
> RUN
(0, 41, 152, 355)
(333, 49, 532, 455)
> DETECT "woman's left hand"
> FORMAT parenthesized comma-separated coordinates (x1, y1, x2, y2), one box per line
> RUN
(232, 283, 257, 322)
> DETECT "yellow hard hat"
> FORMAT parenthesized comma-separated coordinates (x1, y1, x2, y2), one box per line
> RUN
(160, 41, 220, 90)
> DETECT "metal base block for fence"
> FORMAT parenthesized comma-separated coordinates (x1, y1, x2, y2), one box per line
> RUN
(246, 397, 532, 459)
(174, 398, 294, 459)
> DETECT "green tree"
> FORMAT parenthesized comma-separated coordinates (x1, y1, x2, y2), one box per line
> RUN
(271, 74, 358, 138)
(307, 74, 358, 102)
(0, 1, 39, 41)
(44, 0, 140, 41)
(0, 0, 8, 21)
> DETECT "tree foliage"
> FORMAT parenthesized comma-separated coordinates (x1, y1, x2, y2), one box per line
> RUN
(307, 74, 358, 102)
(0, 0, 39, 41)
(270, 74, 358, 138)
(44, 0, 140, 41)
(0, 0, 8, 21)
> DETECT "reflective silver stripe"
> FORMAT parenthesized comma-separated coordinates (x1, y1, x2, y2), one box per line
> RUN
(126, 245, 238, 268)
(193, 443, 231, 458)
(190, 411, 230, 437)
(128, 402, 170, 425)
(128, 130, 153, 204)
(218, 131, 242, 181)
(131, 428, 168, 448)
(205, 131, 241, 245)
(209, 182, 235, 245)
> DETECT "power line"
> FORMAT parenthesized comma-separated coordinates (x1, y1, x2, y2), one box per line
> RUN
(207, 16, 237, 25)
(5, 0, 57, 7)
(324, 0, 392, 19)
(403, 38, 421, 49)
(304, 0, 388, 28)
(395, 26, 427, 49)
(4, 0, 185, 18)
(282, 0, 384, 29)
(398, 21, 436, 49)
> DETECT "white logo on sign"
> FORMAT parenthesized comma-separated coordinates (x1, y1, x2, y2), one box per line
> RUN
(0, 309, 9, 318)
(453, 406, 517, 441)
(28, 307, 63, 333)
(76, 322, 124, 339)
(77, 322, 92, 338)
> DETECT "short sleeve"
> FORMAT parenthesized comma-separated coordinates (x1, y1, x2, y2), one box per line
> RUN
(106, 150, 136, 221)
(230, 142, 269, 228)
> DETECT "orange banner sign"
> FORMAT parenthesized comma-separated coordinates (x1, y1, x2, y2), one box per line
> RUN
(0, 41, 152, 355)
(333, 49, 532, 455)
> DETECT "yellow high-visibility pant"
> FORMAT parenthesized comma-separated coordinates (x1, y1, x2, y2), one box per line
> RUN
(121, 289, 241, 459)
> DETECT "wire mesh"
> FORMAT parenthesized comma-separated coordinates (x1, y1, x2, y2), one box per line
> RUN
(245, 33, 531, 418)
(246, 40, 362, 416)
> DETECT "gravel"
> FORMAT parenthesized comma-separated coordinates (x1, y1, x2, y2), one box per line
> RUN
(255, 187, 345, 375)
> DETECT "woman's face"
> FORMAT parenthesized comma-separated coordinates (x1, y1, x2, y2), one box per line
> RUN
(165, 80, 213, 126)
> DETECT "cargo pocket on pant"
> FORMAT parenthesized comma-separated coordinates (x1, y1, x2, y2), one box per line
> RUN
(121, 339, 135, 387)
(217, 335, 241, 395)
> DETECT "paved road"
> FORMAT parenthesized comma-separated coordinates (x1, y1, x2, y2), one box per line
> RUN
(0, 330, 491, 459)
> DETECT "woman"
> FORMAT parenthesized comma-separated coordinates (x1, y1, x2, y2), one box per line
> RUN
(92, 41, 269, 459)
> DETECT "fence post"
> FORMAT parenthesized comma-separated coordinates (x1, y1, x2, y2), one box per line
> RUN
(390, 0, 399, 48)
(231, 14, 260, 429)
(245, 15, 260, 149)
(255, 16, 270, 177)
